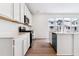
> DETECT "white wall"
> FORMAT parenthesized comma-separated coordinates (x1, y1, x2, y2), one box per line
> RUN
(32, 14, 79, 39)
(32, 14, 49, 38)
(0, 20, 19, 38)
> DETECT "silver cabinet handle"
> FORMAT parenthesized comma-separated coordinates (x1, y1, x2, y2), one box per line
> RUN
(13, 40, 15, 46)
(12, 40, 15, 56)
(13, 46, 14, 56)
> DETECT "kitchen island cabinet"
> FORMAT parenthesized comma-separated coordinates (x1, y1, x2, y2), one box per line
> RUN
(57, 33, 73, 56)
(49, 32, 74, 56)
(74, 33, 79, 56)
(49, 32, 79, 56)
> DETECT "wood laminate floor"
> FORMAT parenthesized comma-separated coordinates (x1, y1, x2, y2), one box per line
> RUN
(25, 39, 56, 56)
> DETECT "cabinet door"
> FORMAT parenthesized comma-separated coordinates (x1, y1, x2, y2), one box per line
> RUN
(0, 3, 13, 18)
(20, 3, 25, 23)
(23, 33, 30, 55)
(74, 34, 79, 56)
(13, 3, 20, 22)
(0, 39, 13, 56)
(21, 34, 27, 55)
(57, 34, 73, 55)
(27, 33, 30, 49)
(13, 38, 23, 56)
(23, 36, 28, 55)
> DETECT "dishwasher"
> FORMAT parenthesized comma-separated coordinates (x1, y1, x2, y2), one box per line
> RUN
(52, 33, 57, 52)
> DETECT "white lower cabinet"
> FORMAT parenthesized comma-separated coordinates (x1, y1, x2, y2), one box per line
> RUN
(0, 33, 30, 56)
(13, 33, 30, 56)
(74, 34, 79, 56)
(23, 38, 28, 55)
(57, 34, 73, 56)
(13, 38, 23, 56)
(23, 33, 29, 55)
(0, 39, 13, 56)
(27, 33, 30, 49)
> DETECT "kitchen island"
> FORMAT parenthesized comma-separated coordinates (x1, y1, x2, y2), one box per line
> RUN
(49, 31, 79, 56)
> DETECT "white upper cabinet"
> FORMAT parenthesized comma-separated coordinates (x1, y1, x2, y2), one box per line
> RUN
(20, 3, 32, 25)
(13, 3, 24, 22)
(13, 3, 20, 22)
(0, 3, 13, 19)
(0, 3, 32, 25)
(20, 3, 25, 23)
(24, 4, 32, 25)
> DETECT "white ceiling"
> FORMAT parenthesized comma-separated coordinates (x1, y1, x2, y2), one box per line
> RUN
(26, 3, 79, 14)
